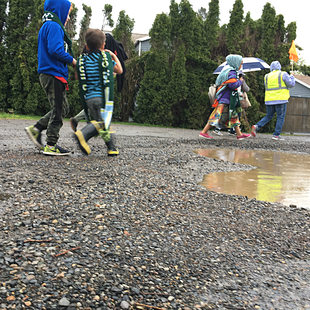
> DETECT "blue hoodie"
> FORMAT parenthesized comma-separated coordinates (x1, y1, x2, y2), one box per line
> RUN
(38, 0, 73, 80)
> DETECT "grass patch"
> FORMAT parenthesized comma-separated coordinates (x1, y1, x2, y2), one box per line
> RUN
(0, 113, 41, 120)
(113, 121, 173, 128)
(0, 113, 172, 129)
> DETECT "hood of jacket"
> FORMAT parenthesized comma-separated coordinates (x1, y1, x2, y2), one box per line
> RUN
(270, 61, 281, 71)
(44, 0, 71, 25)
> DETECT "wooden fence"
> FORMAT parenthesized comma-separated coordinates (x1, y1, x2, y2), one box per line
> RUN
(282, 97, 310, 133)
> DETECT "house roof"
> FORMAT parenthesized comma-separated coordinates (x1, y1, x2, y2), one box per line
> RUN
(131, 33, 149, 44)
(102, 30, 149, 44)
(135, 36, 151, 42)
(293, 74, 310, 89)
(134, 36, 151, 47)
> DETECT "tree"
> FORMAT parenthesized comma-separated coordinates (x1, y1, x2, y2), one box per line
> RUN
(133, 52, 171, 125)
(258, 3, 277, 63)
(170, 0, 198, 53)
(197, 7, 207, 21)
(112, 10, 135, 58)
(66, 3, 77, 40)
(203, 0, 220, 58)
(169, 0, 179, 49)
(5, 0, 45, 114)
(149, 13, 171, 52)
(241, 12, 259, 57)
(286, 22, 297, 44)
(0, 0, 8, 110)
(22, 0, 47, 115)
(110, 9, 135, 121)
(169, 43, 188, 126)
(77, 4, 92, 54)
(113, 55, 145, 121)
(274, 14, 289, 66)
(132, 0, 216, 128)
(0, 0, 6, 42)
(226, 0, 244, 54)
(101, 4, 114, 30)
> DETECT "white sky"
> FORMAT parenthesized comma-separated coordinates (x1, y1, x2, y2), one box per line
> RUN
(72, 0, 309, 65)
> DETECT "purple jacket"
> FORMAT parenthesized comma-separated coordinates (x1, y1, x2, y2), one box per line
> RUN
(218, 70, 243, 105)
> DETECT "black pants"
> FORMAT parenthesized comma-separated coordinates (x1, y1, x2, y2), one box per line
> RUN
(35, 74, 69, 145)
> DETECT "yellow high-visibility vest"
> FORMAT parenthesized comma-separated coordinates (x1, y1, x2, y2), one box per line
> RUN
(264, 70, 290, 102)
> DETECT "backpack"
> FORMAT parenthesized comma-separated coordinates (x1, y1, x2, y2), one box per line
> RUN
(208, 84, 217, 103)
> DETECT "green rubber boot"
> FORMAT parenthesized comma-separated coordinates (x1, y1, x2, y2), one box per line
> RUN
(73, 121, 100, 155)
(105, 134, 119, 157)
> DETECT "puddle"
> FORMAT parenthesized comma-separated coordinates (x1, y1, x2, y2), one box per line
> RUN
(196, 149, 310, 209)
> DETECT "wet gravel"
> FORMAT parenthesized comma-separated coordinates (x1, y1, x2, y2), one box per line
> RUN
(0, 119, 310, 309)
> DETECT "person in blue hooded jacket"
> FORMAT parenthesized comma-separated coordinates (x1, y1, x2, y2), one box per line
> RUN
(251, 61, 295, 140)
(25, 0, 77, 156)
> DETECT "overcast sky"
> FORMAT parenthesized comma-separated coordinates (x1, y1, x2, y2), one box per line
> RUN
(72, 0, 309, 65)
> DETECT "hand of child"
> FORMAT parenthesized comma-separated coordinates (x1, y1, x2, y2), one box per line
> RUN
(105, 49, 123, 75)
(72, 58, 77, 66)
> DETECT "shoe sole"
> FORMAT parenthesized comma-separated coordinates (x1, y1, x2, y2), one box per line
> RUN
(74, 131, 91, 155)
(42, 151, 70, 156)
(25, 127, 43, 150)
(237, 135, 251, 141)
(107, 150, 119, 157)
(199, 134, 213, 139)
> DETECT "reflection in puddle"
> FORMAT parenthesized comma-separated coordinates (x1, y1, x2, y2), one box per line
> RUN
(196, 149, 310, 209)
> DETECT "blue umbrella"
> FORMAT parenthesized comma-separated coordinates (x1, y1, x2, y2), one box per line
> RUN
(213, 57, 270, 74)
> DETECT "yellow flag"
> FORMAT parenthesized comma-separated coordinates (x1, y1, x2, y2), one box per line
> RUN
(289, 40, 298, 62)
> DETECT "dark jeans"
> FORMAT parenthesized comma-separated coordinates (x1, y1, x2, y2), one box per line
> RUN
(256, 103, 287, 136)
(84, 97, 116, 147)
(35, 74, 69, 145)
(86, 97, 104, 124)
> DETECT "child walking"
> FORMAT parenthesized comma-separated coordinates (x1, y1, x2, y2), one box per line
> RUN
(73, 29, 123, 156)
(25, 0, 76, 156)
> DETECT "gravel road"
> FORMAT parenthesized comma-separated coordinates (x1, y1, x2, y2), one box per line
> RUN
(0, 119, 310, 309)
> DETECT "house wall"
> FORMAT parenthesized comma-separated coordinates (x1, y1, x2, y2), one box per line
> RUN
(135, 39, 151, 56)
(140, 40, 151, 53)
(282, 97, 310, 133)
(290, 83, 310, 99)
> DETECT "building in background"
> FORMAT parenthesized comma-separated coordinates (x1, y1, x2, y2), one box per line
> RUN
(282, 75, 310, 133)
(133, 35, 151, 56)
